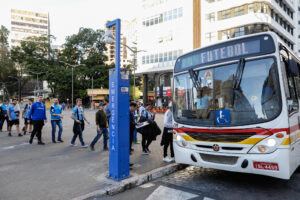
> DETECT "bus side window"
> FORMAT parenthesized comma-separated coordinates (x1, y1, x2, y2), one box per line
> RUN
(282, 61, 299, 113)
(294, 63, 300, 99)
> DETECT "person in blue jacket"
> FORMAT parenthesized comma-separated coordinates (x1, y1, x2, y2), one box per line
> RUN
(28, 95, 47, 145)
(0, 99, 10, 132)
(50, 98, 64, 143)
(7, 99, 22, 137)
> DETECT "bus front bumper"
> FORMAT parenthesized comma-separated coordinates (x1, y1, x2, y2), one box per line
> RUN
(174, 142, 291, 179)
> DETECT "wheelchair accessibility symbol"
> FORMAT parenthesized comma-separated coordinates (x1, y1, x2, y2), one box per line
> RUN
(216, 110, 231, 125)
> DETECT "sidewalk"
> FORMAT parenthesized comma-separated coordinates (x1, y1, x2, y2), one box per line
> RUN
(0, 110, 176, 200)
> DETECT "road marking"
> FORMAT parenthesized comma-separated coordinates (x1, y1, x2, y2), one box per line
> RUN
(146, 185, 198, 200)
(1, 142, 29, 151)
(140, 183, 155, 188)
(203, 197, 215, 200)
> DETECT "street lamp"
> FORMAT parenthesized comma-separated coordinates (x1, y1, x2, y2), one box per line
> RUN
(59, 61, 85, 109)
(105, 30, 146, 102)
(8, 76, 21, 102)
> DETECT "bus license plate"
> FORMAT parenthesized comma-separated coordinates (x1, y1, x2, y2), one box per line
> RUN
(253, 162, 279, 171)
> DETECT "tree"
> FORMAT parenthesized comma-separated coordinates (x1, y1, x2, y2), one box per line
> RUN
(0, 25, 18, 99)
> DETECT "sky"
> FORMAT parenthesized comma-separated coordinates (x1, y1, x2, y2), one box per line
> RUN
(0, 0, 140, 45)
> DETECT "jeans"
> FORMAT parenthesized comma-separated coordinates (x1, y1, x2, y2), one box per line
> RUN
(51, 120, 63, 141)
(133, 129, 137, 142)
(30, 120, 44, 142)
(0, 116, 9, 131)
(71, 122, 85, 145)
(90, 127, 108, 148)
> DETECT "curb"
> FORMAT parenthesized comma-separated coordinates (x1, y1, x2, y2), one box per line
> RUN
(72, 163, 186, 200)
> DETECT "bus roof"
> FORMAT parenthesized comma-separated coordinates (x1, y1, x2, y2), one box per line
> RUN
(174, 32, 280, 73)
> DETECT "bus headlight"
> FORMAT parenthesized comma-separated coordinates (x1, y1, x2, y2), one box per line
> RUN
(176, 135, 187, 147)
(249, 132, 286, 154)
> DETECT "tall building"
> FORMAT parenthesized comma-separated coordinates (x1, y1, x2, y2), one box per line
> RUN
(137, 0, 200, 106)
(201, 0, 297, 51)
(10, 9, 50, 46)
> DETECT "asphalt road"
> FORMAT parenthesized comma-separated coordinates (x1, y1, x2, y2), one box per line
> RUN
(98, 166, 300, 200)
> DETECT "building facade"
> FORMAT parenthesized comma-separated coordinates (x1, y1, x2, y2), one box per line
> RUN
(137, 0, 200, 106)
(10, 9, 50, 46)
(201, 0, 298, 51)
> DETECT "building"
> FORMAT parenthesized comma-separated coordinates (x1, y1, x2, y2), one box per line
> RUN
(136, 0, 299, 106)
(10, 9, 50, 46)
(136, 0, 199, 106)
(201, 0, 298, 51)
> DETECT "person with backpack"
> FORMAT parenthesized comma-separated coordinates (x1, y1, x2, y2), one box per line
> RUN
(50, 98, 64, 143)
(70, 98, 89, 148)
(7, 99, 22, 137)
(22, 98, 33, 135)
(0, 99, 10, 132)
(89, 103, 108, 151)
(28, 95, 47, 145)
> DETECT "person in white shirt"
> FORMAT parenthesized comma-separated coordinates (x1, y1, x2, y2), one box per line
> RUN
(161, 102, 174, 162)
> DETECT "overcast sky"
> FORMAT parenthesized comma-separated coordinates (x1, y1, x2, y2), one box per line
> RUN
(0, 0, 140, 45)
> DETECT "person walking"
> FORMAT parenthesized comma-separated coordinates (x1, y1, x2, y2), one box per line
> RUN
(161, 102, 175, 162)
(0, 99, 10, 132)
(90, 103, 108, 151)
(62, 102, 66, 111)
(0, 105, 4, 132)
(22, 98, 33, 135)
(71, 98, 89, 148)
(129, 102, 137, 153)
(50, 98, 64, 143)
(28, 95, 47, 145)
(7, 99, 22, 137)
(104, 99, 111, 123)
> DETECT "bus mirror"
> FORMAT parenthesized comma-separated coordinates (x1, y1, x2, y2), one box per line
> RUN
(288, 59, 299, 77)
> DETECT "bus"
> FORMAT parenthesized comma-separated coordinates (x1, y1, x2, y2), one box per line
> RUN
(172, 32, 300, 179)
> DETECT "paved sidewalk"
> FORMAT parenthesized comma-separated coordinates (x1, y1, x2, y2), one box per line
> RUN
(0, 110, 171, 200)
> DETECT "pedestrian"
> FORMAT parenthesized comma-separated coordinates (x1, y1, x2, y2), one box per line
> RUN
(7, 99, 22, 137)
(138, 103, 161, 155)
(0, 106, 4, 131)
(138, 102, 145, 117)
(90, 103, 108, 151)
(62, 102, 66, 111)
(161, 102, 175, 162)
(50, 98, 64, 143)
(133, 108, 139, 144)
(104, 99, 111, 123)
(28, 95, 47, 145)
(0, 99, 10, 132)
(129, 102, 137, 153)
(22, 98, 33, 135)
(71, 98, 89, 147)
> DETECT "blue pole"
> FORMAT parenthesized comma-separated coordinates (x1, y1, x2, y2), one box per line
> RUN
(106, 19, 130, 181)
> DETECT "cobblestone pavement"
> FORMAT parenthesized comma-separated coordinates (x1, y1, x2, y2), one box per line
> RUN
(98, 165, 300, 200)
(0, 109, 169, 200)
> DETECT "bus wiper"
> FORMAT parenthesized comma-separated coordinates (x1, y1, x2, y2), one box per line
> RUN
(189, 68, 202, 91)
(233, 58, 245, 90)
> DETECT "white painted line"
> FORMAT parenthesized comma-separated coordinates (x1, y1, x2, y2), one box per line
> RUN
(2, 146, 15, 150)
(1, 142, 29, 151)
(203, 197, 215, 200)
(140, 183, 155, 188)
(146, 185, 199, 200)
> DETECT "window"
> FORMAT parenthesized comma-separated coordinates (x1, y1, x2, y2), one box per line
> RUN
(173, 9, 178, 19)
(173, 50, 178, 60)
(146, 20, 149, 26)
(168, 10, 172, 20)
(159, 14, 163, 23)
(159, 53, 163, 62)
(154, 17, 158, 24)
(150, 19, 154, 26)
(234, 7, 245, 16)
(220, 10, 231, 20)
(234, 27, 245, 37)
(164, 52, 168, 61)
(142, 56, 145, 64)
(150, 54, 154, 63)
(178, 7, 183, 17)
(205, 32, 216, 42)
(155, 54, 158, 63)
(163, 12, 167, 21)
(168, 51, 173, 61)
(206, 13, 215, 22)
(146, 55, 150, 64)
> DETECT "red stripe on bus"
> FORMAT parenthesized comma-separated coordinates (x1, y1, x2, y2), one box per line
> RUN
(174, 128, 289, 135)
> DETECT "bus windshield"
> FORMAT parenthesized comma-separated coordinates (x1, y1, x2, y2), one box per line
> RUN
(173, 57, 281, 126)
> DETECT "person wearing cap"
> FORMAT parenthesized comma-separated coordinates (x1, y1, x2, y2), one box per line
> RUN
(90, 102, 108, 151)
(0, 99, 10, 132)
(161, 102, 174, 162)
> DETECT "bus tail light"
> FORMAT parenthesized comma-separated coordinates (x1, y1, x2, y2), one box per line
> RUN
(249, 132, 286, 154)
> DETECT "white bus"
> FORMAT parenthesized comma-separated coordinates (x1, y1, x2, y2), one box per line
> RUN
(173, 32, 300, 179)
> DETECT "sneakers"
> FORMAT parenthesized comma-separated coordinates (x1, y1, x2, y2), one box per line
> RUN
(90, 145, 95, 151)
(52, 140, 56, 143)
(163, 156, 172, 162)
(146, 148, 151, 153)
(142, 151, 149, 155)
(57, 139, 64, 143)
(82, 144, 88, 148)
(103, 147, 108, 151)
(18, 133, 23, 137)
(170, 157, 175, 162)
(29, 138, 33, 144)
(8, 133, 12, 137)
(70, 143, 77, 147)
(38, 141, 45, 145)
(23, 131, 27, 135)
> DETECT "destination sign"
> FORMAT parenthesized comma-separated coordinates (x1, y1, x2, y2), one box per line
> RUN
(175, 34, 275, 72)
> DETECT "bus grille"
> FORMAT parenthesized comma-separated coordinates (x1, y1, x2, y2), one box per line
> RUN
(185, 132, 256, 143)
(199, 153, 238, 165)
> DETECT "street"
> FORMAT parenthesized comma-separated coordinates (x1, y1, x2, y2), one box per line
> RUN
(98, 166, 300, 200)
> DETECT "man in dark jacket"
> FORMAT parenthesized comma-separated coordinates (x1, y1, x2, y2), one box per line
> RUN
(90, 103, 108, 151)
(129, 102, 137, 153)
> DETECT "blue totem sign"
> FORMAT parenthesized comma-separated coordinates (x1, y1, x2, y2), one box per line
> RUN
(106, 19, 130, 181)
